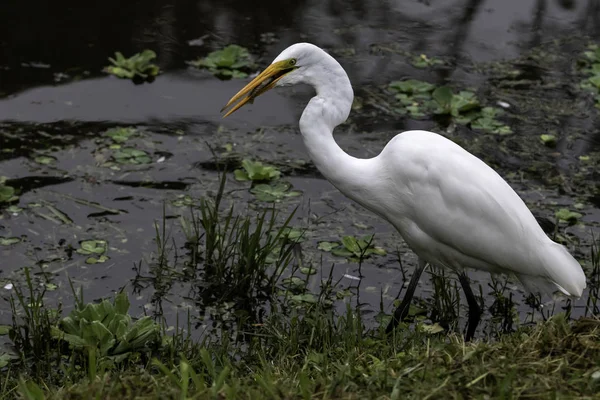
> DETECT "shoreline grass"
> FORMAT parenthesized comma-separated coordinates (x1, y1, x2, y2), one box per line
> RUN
(1, 175, 599, 399)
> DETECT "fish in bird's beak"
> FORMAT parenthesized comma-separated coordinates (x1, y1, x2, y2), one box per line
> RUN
(221, 60, 296, 117)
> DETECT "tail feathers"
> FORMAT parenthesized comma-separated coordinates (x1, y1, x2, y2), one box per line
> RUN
(518, 242, 586, 298)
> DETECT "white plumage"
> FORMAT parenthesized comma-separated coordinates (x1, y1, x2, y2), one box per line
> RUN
(223, 42, 587, 339)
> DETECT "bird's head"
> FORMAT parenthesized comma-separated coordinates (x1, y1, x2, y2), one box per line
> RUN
(221, 43, 320, 117)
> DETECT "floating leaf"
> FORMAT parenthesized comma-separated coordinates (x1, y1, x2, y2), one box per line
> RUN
(105, 127, 137, 143)
(0, 185, 17, 203)
(77, 239, 108, 255)
(300, 267, 317, 275)
(411, 54, 444, 69)
(389, 79, 435, 94)
(317, 241, 339, 252)
(0, 236, 21, 246)
(0, 325, 10, 335)
(34, 155, 57, 165)
(250, 182, 301, 202)
(113, 148, 152, 165)
(234, 159, 281, 182)
(555, 209, 582, 224)
(540, 134, 557, 147)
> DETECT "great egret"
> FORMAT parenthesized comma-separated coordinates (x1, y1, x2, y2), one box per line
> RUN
(221, 42, 587, 340)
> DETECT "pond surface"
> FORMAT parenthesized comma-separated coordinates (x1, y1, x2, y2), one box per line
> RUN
(0, 0, 599, 338)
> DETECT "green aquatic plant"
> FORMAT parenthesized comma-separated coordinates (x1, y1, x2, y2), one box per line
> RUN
(76, 239, 109, 264)
(250, 182, 301, 202)
(0, 177, 17, 204)
(104, 127, 137, 143)
(0, 236, 21, 246)
(555, 208, 582, 224)
(579, 44, 600, 108)
(51, 292, 160, 366)
(188, 44, 256, 79)
(234, 159, 281, 182)
(411, 53, 444, 69)
(112, 148, 152, 165)
(318, 234, 386, 262)
(104, 50, 160, 81)
(387, 80, 512, 134)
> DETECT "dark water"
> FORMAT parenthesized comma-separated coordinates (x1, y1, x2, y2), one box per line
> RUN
(0, 0, 599, 336)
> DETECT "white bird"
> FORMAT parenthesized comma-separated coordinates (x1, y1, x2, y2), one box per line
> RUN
(221, 42, 587, 340)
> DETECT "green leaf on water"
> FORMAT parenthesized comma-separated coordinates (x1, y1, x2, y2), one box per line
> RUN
(0, 184, 16, 203)
(188, 45, 255, 80)
(300, 267, 317, 275)
(104, 50, 160, 81)
(432, 86, 453, 112)
(0, 353, 11, 368)
(6, 205, 23, 213)
(411, 54, 444, 69)
(77, 239, 108, 255)
(105, 127, 137, 143)
(234, 159, 281, 182)
(389, 79, 435, 94)
(555, 208, 582, 223)
(0, 236, 21, 246)
(317, 241, 339, 252)
(34, 155, 57, 165)
(282, 276, 306, 289)
(86, 255, 110, 265)
(113, 148, 152, 165)
(250, 182, 301, 202)
(540, 134, 557, 147)
(0, 325, 10, 335)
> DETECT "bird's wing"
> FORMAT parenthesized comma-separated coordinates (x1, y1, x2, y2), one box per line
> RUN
(385, 131, 545, 274)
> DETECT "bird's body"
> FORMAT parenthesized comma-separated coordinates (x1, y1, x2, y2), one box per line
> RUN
(331, 130, 583, 296)
(222, 42, 586, 338)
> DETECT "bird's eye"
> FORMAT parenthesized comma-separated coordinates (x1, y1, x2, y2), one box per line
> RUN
(289, 58, 297, 66)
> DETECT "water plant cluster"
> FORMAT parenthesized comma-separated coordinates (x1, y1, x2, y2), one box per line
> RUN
(387, 80, 512, 134)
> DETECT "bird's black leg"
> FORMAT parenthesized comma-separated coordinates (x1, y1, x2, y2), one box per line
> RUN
(386, 259, 427, 335)
(458, 272, 482, 341)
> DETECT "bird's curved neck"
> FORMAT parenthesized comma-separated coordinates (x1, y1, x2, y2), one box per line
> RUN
(298, 55, 379, 208)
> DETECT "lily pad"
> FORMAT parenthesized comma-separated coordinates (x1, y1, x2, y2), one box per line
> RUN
(77, 239, 108, 255)
(113, 148, 152, 165)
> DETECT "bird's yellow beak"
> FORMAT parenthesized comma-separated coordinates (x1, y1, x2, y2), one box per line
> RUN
(221, 60, 296, 117)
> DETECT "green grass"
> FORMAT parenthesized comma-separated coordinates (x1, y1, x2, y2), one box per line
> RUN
(1, 174, 599, 399)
